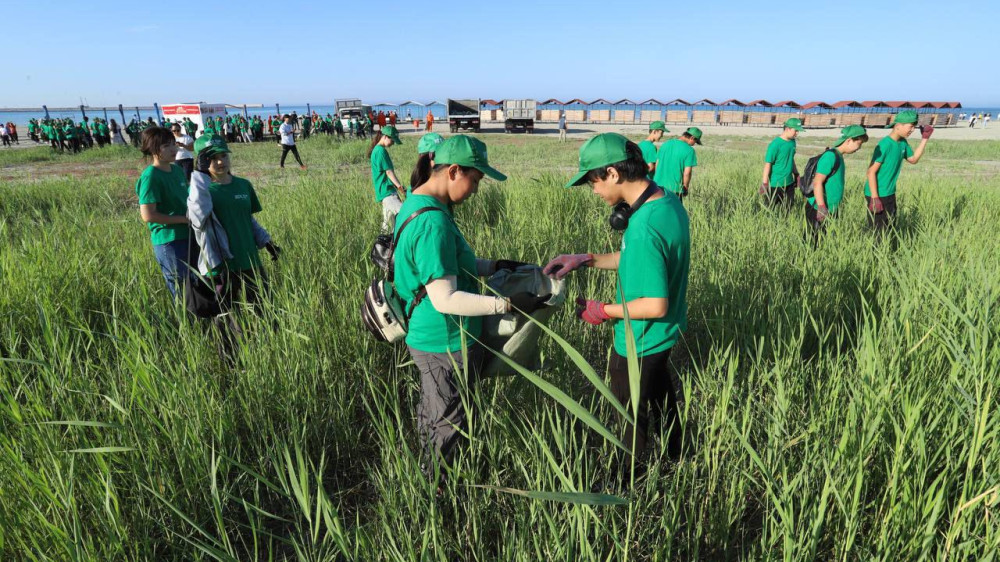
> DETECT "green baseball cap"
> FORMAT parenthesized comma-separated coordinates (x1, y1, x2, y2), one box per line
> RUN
(685, 127, 703, 145)
(417, 132, 444, 154)
(889, 110, 919, 127)
(194, 133, 230, 160)
(382, 125, 402, 144)
(834, 124, 867, 147)
(784, 117, 804, 131)
(565, 133, 630, 188)
(435, 135, 506, 181)
(649, 120, 668, 132)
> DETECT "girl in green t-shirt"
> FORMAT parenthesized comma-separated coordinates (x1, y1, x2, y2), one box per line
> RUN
(368, 126, 406, 231)
(134, 127, 194, 298)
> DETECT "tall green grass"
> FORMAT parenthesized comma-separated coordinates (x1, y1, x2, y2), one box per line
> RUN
(1, 133, 998, 560)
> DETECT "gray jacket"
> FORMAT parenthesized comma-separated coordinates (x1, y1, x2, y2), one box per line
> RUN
(187, 171, 271, 275)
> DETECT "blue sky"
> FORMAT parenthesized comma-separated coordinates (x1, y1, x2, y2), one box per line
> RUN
(4, 0, 998, 107)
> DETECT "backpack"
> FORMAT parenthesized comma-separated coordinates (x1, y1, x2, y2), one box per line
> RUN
(361, 207, 444, 343)
(799, 148, 841, 198)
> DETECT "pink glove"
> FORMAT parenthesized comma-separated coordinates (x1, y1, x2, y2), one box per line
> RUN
(869, 198, 884, 214)
(759, 182, 769, 195)
(575, 297, 610, 326)
(920, 125, 934, 139)
(816, 205, 829, 222)
(542, 253, 594, 279)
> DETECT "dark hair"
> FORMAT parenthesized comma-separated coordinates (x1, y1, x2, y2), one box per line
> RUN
(584, 141, 648, 184)
(681, 132, 694, 141)
(140, 127, 175, 157)
(410, 152, 434, 189)
(366, 132, 385, 158)
(854, 134, 870, 143)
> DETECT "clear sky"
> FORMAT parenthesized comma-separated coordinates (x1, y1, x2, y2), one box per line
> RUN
(4, 0, 998, 107)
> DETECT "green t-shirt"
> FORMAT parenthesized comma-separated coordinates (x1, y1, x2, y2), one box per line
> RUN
(370, 145, 396, 202)
(135, 164, 190, 245)
(614, 194, 690, 357)
(807, 149, 846, 213)
(764, 137, 798, 188)
(637, 140, 658, 180)
(98, 122, 109, 135)
(393, 194, 482, 353)
(652, 139, 697, 194)
(864, 136, 913, 197)
(208, 176, 263, 273)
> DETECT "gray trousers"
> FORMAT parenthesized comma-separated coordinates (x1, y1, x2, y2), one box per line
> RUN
(408, 344, 486, 469)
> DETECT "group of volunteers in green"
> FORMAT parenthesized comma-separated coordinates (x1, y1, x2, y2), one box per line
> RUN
(369, 130, 690, 480)
(29, 117, 125, 153)
(754, 110, 932, 235)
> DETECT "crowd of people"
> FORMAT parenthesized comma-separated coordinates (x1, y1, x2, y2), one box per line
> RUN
(6, 117, 127, 152)
(960, 112, 994, 128)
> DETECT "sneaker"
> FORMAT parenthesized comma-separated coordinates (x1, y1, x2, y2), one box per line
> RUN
(300, 165, 307, 170)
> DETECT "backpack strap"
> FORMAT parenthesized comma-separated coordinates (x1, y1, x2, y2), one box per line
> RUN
(390, 205, 446, 320)
(826, 148, 841, 178)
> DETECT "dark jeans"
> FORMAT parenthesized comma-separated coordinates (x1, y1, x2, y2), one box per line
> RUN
(763, 184, 797, 208)
(279, 144, 303, 167)
(804, 203, 826, 249)
(408, 344, 487, 472)
(153, 239, 197, 298)
(216, 268, 268, 312)
(175, 158, 194, 181)
(609, 348, 681, 458)
(865, 194, 898, 233)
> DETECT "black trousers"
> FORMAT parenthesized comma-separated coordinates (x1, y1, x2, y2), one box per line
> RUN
(763, 184, 797, 208)
(175, 158, 194, 181)
(608, 348, 681, 457)
(279, 144, 303, 167)
(865, 194, 898, 233)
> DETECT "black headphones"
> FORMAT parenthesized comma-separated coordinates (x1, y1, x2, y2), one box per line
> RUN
(609, 183, 661, 231)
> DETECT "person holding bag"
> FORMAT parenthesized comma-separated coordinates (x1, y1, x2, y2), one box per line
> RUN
(393, 134, 544, 476)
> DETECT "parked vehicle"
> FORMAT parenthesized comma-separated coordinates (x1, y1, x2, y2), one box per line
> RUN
(335, 98, 372, 128)
(447, 99, 481, 133)
(503, 99, 536, 133)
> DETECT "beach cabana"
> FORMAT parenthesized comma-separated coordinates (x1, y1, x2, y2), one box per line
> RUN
(561, 99, 588, 122)
(772, 101, 802, 125)
(372, 101, 400, 116)
(538, 99, 564, 121)
(423, 101, 447, 120)
(801, 101, 835, 128)
(638, 99, 665, 123)
(665, 99, 691, 124)
(862, 101, 893, 127)
(746, 100, 774, 125)
(611, 99, 637, 123)
(691, 99, 717, 125)
(481, 99, 502, 122)
(588, 99, 612, 122)
(717, 99, 746, 126)
(399, 100, 426, 122)
(832, 101, 865, 126)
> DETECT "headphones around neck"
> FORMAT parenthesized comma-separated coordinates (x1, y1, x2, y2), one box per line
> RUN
(609, 183, 661, 231)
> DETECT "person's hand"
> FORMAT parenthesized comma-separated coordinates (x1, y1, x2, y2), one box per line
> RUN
(507, 292, 551, 314)
(816, 205, 829, 222)
(759, 181, 769, 195)
(869, 197, 884, 214)
(920, 125, 934, 139)
(196, 150, 213, 173)
(681, 186, 689, 197)
(575, 297, 610, 326)
(542, 254, 594, 279)
(264, 241, 281, 262)
(495, 260, 529, 272)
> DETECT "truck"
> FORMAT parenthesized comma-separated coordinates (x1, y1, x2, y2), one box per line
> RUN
(161, 103, 227, 137)
(335, 98, 372, 128)
(503, 99, 536, 133)
(447, 98, 481, 133)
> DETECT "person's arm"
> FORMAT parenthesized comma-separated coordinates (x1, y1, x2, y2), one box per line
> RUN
(425, 276, 510, 315)
(867, 161, 882, 202)
(682, 167, 693, 193)
(762, 162, 772, 184)
(907, 139, 928, 164)
(602, 297, 669, 320)
(139, 204, 188, 225)
(587, 251, 619, 270)
(385, 169, 404, 191)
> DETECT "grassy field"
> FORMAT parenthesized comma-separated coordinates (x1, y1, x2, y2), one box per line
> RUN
(1, 132, 999, 560)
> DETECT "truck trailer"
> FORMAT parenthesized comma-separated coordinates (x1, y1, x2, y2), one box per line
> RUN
(503, 99, 536, 133)
(335, 98, 372, 128)
(447, 98, 481, 132)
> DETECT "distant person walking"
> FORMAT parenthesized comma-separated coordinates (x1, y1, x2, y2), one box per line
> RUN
(278, 115, 306, 170)
(369, 125, 405, 231)
(804, 125, 869, 242)
(135, 127, 194, 298)
(558, 112, 567, 142)
(171, 124, 196, 180)
(865, 110, 932, 235)
(110, 119, 126, 145)
(985, 114, 991, 128)
(426, 111, 434, 132)
(760, 118, 804, 208)
(637, 121, 668, 179)
(0, 123, 10, 147)
(8, 122, 19, 144)
(653, 127, 701, 203)
(969, 114, 977, 128)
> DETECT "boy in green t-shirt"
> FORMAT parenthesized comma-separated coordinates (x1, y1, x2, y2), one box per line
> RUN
(805, 125, 869, 242)
(761, 118, 803, 208)
(637, 121, 668, 180)
(652, 127, 701, 202)
(865, 110, 933, 233)
(544, 133, 691, 462)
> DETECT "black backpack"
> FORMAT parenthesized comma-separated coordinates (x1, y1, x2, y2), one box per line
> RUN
(799, 148, 841, 198)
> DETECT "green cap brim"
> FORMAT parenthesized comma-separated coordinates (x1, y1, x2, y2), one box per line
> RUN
(790, 125, 804, 132)
(565, 170, 589, 188)
(476, 164, 506, 181)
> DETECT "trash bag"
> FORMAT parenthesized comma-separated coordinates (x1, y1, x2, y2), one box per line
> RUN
(481, 265, 566, 376)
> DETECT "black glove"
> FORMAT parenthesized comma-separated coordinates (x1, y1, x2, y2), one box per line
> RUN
(495, 259, 530, 272)
(196, 150, 213, 173)
(507, 292, 551, 314)
(264, 241, 281, 262)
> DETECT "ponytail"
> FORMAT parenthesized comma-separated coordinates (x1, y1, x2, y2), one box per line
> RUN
(409, 152, 434, 190)
(366, 132, 384, 158)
